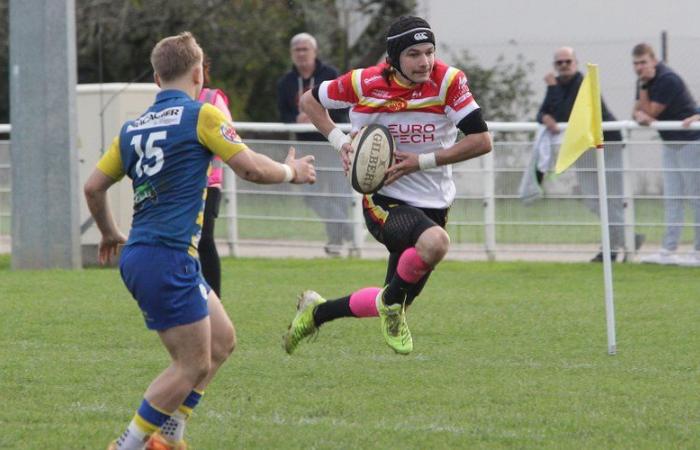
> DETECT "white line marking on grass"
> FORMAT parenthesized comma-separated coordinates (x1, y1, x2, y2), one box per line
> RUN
(69, 401, 110, 413)
(205, 409, 468, 436)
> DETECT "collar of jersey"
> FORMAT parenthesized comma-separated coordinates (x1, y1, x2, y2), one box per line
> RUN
(155, 89, 191, 103)
(391, 73, 416, 89)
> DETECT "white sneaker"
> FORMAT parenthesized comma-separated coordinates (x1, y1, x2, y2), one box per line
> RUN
(678, 251, 700, 267)
(640, 250, 681, 265)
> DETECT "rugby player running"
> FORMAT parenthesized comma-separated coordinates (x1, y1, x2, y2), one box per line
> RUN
(283, 16, 492, 355)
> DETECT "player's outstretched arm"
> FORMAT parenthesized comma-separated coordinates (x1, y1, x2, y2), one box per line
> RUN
(83, 169, 127, 264)
(198, 103, 316, 185)
(225, 147, 316, 185)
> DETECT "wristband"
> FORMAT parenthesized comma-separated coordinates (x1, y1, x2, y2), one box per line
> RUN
(282, 163, 295, 183)
(327, 127, 351, 153)
(418, 152, 438, 170)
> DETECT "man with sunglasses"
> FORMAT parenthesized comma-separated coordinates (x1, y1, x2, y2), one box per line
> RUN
(536, 46, 643, 262)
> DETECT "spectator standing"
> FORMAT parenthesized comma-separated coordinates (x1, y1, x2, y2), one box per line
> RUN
(632, 43, 700, 265)
(277, 33, 352, 256)
(537, 46, 643, 262)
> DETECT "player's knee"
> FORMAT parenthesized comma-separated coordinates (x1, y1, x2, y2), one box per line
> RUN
(181, 357, 211, 386)
(214, 327, 236, 364)
(212, 323, 236, 366)
(416, 227, 450, 264)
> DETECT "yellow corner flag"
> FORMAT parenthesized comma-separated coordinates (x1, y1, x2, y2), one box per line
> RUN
(554, 63, 604, 174)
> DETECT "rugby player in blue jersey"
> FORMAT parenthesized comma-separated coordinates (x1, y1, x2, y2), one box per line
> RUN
(84, 32, 316, 450)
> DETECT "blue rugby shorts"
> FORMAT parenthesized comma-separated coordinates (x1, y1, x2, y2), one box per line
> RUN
(119, 244, 210, 330)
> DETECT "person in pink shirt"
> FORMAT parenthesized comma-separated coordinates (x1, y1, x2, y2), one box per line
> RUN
(197, 56, 230, 297)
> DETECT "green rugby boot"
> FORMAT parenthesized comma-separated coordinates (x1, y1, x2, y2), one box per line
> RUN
(283, 290, 326, 354)
(376, 290, 413, 355)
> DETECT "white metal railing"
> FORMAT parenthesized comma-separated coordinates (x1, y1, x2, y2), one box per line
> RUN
(2, 119, 698, 134)
(221, 120, 700, 260)
(1, 121, 700, 261)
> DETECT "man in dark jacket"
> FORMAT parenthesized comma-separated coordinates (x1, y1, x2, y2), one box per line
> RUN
(277, 33, 351, 256)
(537, 46, 643, 262)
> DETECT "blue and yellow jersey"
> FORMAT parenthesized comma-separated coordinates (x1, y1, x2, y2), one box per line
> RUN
(96, 89, 247, 256)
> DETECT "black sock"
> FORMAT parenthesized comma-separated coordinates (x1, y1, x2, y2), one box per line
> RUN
(313, 296, 353, 327)
(383, 275, 412, 306)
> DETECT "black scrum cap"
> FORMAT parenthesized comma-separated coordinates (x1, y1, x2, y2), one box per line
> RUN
(386, 16, 435, 76)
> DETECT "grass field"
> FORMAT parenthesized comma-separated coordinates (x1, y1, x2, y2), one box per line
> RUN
(1, 255, 699, 449)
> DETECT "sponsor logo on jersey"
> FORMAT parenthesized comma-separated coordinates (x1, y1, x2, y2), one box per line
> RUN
(453, 92, 473, 107)
(387, 123, 436, 144)
(371, 89, 391, 98)
(127, 107, 183, 132)
(385, 98, 408, 112)
(133, 180, 157, 211)
(220, 122, 242, 143)
(414, 32, 429, 40)
(457, 76, 469, 95)
(364, 74, 383, 85)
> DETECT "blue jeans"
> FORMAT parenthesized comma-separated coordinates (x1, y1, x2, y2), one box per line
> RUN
(574, 143, 625, 249)
(661, 141, 700, 251)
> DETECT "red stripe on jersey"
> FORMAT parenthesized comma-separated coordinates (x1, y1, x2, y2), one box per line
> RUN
(353, 104, 446, 115)
(324, 70, 359, 104)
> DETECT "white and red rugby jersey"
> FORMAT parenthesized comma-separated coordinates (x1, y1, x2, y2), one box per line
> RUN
(318, 60, 480, 208)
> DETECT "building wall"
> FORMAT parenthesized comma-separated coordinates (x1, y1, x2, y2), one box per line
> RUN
(419, 0, 700, 123)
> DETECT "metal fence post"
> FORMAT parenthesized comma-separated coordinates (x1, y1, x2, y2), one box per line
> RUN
(621, 125, 637, 259)
(483, 145, 496, 260)
(224, 168, 239, 257)
(349, 191, 364, 258)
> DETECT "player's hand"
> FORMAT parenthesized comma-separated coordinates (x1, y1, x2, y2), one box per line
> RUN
(544, 72, 557, 86)
(285, 146, 316, 184)
(296, 112, 311, 123)
(98, 231, 126, 265)
(338, 130, 358, 175)
(339, 142, 353, 175)
(384, 151, 419, 185)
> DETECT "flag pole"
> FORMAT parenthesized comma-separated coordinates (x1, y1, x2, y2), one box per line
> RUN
(588, 63, 617, 355)
(554, 63, 618, 354)
(595, 146, 617, 355)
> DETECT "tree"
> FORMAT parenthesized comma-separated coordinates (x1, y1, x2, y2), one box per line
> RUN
(0, 1, 536, 125)
(75, 0, 303, 121)
(447, 49, 536, 123)
(72, 0, 417, 121)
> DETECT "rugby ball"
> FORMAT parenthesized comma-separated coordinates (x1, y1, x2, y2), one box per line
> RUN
(348, 124, 395, 194)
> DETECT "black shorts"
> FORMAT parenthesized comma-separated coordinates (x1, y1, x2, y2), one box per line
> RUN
(363, 193, 449, 253)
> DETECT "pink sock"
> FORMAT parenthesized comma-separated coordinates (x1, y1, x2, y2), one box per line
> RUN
(349, 287, 381, 317)
(396, 247, 430, 283)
